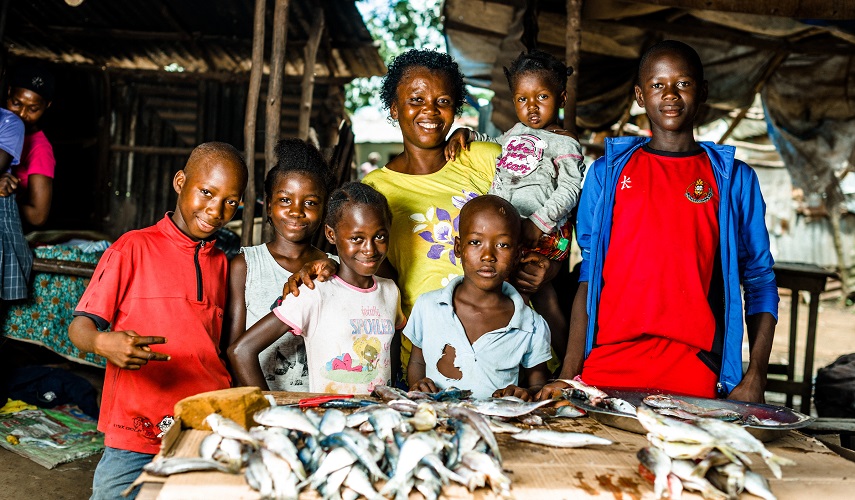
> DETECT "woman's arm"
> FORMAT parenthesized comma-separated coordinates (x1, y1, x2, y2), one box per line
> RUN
(227, 311, 291, 388)
(19, 173, 52, 226)
(223, 253, 248, 352)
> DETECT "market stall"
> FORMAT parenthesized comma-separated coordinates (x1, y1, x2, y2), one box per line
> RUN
(132, 392, 855, 500)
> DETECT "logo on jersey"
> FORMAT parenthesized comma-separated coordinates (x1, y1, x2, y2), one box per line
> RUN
(685, 178, 713, 203)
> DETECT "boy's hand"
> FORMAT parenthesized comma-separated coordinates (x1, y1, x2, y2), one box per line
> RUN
(493, 384, 532, 401)
(535, 380, 571, 401)
(512, 252, 560, 296)
(409, 377, 439, 393)
(0, 173, 19, 197)
(283, 258, 337, 297)
(95, 330, 170, 370)
(520, 219, 545, 249)
(444, 128, 471, 162)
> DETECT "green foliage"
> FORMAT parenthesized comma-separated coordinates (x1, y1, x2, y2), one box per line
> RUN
(347, 0, 444, 112)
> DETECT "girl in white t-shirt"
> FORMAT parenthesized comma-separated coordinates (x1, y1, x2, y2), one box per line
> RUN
(224, 138, 334, 391)
(229, 182, 405, 394)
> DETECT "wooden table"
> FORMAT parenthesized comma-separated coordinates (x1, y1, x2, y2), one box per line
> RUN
(134, 392, 855, 500)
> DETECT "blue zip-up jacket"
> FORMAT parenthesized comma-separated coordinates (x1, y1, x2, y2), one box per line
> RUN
(577, 136, 779, 395)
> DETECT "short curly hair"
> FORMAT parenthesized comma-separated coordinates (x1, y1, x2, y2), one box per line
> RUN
(503, 49, 570, 94)
(379, 49, 467, 116)
(637, 40, 704, 85)
(264, 138, 335, 202)
(325, 182, 392, 232)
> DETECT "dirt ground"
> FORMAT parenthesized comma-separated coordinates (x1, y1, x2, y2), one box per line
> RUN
(0, 288, 853, 499)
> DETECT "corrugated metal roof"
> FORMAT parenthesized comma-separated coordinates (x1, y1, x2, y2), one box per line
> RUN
(4, 0, 385, 81)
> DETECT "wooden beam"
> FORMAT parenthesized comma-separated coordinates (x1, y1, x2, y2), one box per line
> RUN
(263, 0, 290, 243)
(32, 258, 96, 278)
(564, 0, 582, 134)
(299, 8, 324, 141)
(627, 0, 854, 20)
(242, 0, 266, 247)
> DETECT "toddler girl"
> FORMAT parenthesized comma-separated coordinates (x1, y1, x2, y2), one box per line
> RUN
(229, 182, 405, 394)
(225, 138, 334, 391)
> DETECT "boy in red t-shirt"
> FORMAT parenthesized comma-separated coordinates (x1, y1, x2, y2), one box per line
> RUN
(69, 142, 248, 500)
(538, 41, 778, 403)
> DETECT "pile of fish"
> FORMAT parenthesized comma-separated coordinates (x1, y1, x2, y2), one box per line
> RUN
(142, 385, 612, 499)
(635, 406, 794, 500)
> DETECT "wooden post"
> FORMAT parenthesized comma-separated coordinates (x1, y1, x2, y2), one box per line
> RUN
(564, 0, 582, 134)
(241, 0, 266, 247)
(298, 8, 325, 141)
(263, 0, 290, 243)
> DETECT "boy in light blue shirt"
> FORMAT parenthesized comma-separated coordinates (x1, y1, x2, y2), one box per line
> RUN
(404, 195, 551, 400)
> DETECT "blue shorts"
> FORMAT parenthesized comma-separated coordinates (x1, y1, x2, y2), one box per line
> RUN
(91, 447, 154, 500)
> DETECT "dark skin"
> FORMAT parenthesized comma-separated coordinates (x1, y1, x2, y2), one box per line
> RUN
(537, 49, 775, 403)
(408, 196, 549, 400)
(223, 172, 327, 349)
(229, 203, 397, 389)
(69, 150, 247, 369)
(284, 65, 557, 302)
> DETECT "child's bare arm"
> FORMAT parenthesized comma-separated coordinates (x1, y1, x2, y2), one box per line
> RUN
(227, 311, 291, 389)
(68, 316, 170, 370)
(224, 253, 249, 349)
(282, 257, 338, 298)
(444, 128, 471, 162)
(407, 346, 438, 393)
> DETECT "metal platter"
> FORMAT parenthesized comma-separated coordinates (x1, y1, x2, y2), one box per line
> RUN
(567, 388, 813, 442)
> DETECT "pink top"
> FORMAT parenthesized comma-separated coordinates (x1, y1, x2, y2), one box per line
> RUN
(13, 130, 55, 188)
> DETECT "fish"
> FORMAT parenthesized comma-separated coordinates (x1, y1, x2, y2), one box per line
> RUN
(409, 401, 438, 431)
(308, 447, 357, 489)
(707, 462, 745, 499)
(643, 395, 742, 421)
(453, 464, 487, 492)
(372, 385, 411, 402)
(743, 469, 777, 500)
(669, 459, 729, 500)
(251, 426, 307, 480)
(447, 405, 502, 462)
(512, 429, 612, 448)
(379, 432, 443, 498)
(636, 407, 719, 446)
(693, 416, 795, 479)
(260, 448, 299, 500)
(647, 434, 718, 461)
(143, 457, 239, 476)
(320, 429, 388, 481)
(415, 465, 443, 500)
(517, 413, 545, 426)
(366, 406, 405, 440)
(604, 397, 637, 414)
(555, 405, 586, 418)
(198, 433, 222, 460)
(318, 465, 350, 500)
(254, 406, 319, 436)
(743, 415, 785, 426)
(205, 413, 260, 448)
(430, 386, 472, 402)
(465, 397, 554, 418)
(486, 417, 522, 434)
(637, 446, 672, 499)
(319, 408, 348, 436)
(387, 398, 419, 415)
(448, 420, 482, 469)
(461, 450, 512, 498)
(556, 378, 609, 405)
(343, 465, 378, 499)
(421, 452, 467, 485)
(245, 454, 274, 498)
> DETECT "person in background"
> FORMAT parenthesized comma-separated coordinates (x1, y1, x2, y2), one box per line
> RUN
(537, 41, 778, 403)
(0, 108, 28, 303)
(359, 151, 381, 178)
(229, 182, 405, 395)
(224, 138, 335, 390)
(68, 142, 248, 499)
(6, 62, 55, 228)
(406, 195, 551, 400)
(445, 49, 585, 365)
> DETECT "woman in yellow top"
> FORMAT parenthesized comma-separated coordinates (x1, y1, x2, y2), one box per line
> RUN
(288, 49, 560, 381)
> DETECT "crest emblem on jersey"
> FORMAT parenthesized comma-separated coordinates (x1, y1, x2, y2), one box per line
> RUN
(685, 178, 713, 203)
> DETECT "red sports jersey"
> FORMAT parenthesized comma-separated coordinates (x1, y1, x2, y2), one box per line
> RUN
(582, 145, 720, 397)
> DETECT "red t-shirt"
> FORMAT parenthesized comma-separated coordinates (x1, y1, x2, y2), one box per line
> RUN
(12, 130, 55, 188)
(582, 145, 720, 397)
(75, 215, 231, 454)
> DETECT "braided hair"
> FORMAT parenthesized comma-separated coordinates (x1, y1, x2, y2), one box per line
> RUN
(264, 138, 335, 202)
(503, 49, 571, 94)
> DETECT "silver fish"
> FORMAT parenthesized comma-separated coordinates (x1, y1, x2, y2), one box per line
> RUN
(466, 397, 554, 418)
(143, 457, 238, 476)
(637, 446, 672, 499)
(387, 398, 419, 415)
(693, 417, 795, 479)
(637, 406, 719, 445)
(415, 464, 443, 500)
(604, 397, 637, 414)
(260, 448, 298, 500)
(379, 432, 442, 498)
(254, 406, 319, 436)
(512, 429, 612, 448)
(320, 428, 388, 481)
(245, 454, 274, 498)
(319, 408, 348, 436)
(309, 447, 357, 489)
(250, 426, 306, 480)
(670, 459, 728, 500)
(447, 405, 502, 462)
(371, 385, 411, 402)
(517, 413, 545, 426)
(557, 378, 609, 405)
(743, 415, 784, 426)
(461, 450, 512, 498)
(205, 413, 260, 448)
(421, 452, 467, 485)
(320, 464, 350, 499)
(707, 462, 745, 499)
(555, 405, 586, 418)
(487, 417, 522, 434)
(409, 401, 438, 431)
(744, 469, 777, 500)
(643, 395, 742, 421)
(453, 464, 487, 492)
(343, 465, 378, 499)
(198, 433, 222, 460)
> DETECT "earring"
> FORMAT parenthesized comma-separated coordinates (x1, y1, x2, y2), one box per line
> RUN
(386, 115, 397, 126)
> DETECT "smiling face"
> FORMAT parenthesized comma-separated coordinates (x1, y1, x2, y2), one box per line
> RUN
(390, 66, 456, 151)
(634, 50, 707, 136)
(7, 87, 50, 132)
(267, 171, 325, 244)
(512, 71, 566, 129)
(325, 203, 390, 287)
(172, 156, 246, 241)
(454, 196, 521, 293)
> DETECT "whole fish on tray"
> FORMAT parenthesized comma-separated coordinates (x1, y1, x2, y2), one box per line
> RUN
(143, 457, 240, 476)
(643, 395, 742, 421)
(464, 397, 553, 418)
(512, 429, 612, 448)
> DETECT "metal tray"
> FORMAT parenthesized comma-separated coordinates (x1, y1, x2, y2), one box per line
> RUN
(567, 388, 813, 442)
